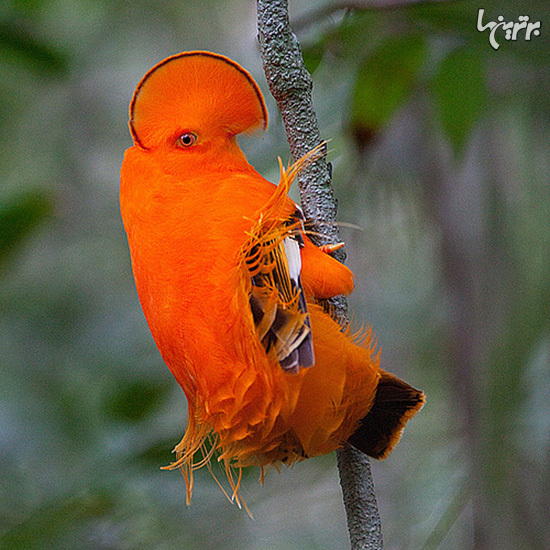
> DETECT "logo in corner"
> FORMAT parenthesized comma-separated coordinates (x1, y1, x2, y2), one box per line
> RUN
(477, 9, 541, 50)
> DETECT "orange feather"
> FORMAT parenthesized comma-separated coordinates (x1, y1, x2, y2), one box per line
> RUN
(120, 51, 425, 507)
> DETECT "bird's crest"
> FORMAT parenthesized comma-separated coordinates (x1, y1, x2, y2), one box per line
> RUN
(129, 51, 268, 149)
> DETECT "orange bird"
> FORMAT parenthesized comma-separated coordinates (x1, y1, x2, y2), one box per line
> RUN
(120, 51, 424, 506)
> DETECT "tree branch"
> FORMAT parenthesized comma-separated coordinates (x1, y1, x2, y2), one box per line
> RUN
(337, 445, 384, 549)
(256, 0, 339, 249)
(256, 1, 383, 548)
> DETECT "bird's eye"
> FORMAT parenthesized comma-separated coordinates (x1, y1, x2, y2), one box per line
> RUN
(177, 133, 197, 148)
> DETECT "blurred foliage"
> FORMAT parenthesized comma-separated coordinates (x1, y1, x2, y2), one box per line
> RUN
(104, 379, 172, 423)
(0, 190, 52, 267)
(431, 46, 486, 153)
(0, 21, 69, 77)
(350, 33, 426, 147)
(0, 0, 548, 549)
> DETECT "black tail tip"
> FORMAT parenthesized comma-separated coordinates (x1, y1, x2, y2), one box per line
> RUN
(347, 371, 425, 460)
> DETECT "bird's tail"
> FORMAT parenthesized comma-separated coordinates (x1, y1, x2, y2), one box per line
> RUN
(347, 371, 425, 459)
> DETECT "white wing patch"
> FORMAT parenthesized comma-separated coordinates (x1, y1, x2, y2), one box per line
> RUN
(283, 236, 302, 283)
(245, 211, 315, 373)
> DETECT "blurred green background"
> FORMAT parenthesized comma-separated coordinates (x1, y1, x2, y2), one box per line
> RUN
(1, 0, 548, 548)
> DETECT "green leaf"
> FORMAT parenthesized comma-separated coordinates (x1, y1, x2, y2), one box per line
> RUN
(432, 47, 487, 153)
(105, 380, 171, 423)
(0, 190, 52, 267)
(0, 21, 69, 77)
(134, 437, 178, 466)
(302, 39, 326, 74)
(350, 34, 426, 142)
(11, 0, 53, 14)
(0, 491, 115, 549)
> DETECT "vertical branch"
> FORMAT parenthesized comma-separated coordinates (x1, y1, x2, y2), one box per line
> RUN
(256, 0, 340, 250)
(256, 1, 383, 548)
(337, 446, 384, 550)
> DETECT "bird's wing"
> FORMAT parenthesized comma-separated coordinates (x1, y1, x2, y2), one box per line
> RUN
(241, 144, 331, 373)
(244, 208, 314, 373)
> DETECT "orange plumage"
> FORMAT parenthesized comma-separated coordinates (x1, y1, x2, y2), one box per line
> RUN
(120, 51, 424, 505)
